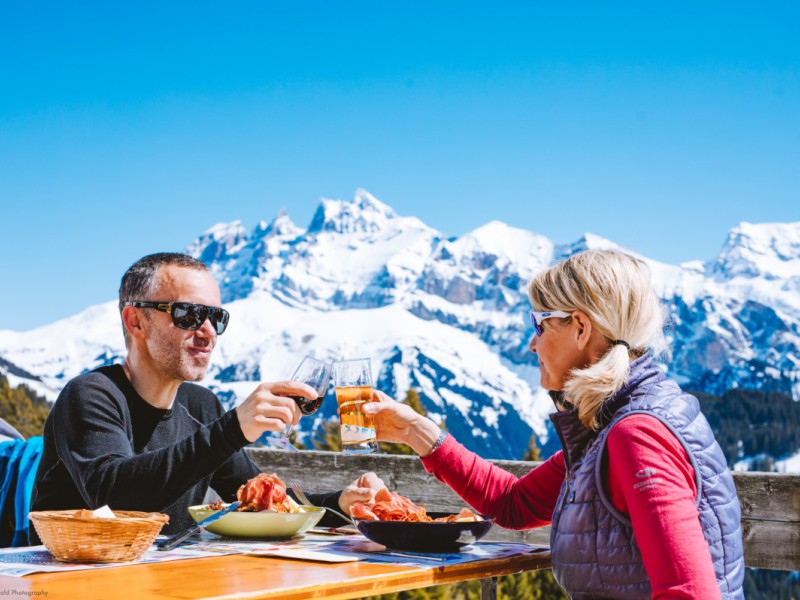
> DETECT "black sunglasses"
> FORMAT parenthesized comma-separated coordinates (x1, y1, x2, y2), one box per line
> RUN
(123, 301, 230, 335)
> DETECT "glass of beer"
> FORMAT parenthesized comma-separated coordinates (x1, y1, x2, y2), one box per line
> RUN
(332, 358, 378, 454)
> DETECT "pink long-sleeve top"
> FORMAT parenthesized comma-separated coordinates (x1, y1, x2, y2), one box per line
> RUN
(420, 414, 720, 599)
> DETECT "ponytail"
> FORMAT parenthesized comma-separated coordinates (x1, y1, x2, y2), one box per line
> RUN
(563, 344, 631, 430)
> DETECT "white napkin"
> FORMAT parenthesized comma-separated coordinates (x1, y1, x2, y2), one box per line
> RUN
(92, 505, 116, 519)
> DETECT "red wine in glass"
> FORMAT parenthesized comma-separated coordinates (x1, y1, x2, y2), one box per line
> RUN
(290, 395, 323, 416)
(267, 356, 332, 452)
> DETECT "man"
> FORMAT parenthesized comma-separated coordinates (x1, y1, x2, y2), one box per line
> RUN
(32, 252, 382, 534)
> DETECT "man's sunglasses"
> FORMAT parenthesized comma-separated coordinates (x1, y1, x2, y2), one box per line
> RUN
(123, 301, 230, 335)
(529, 310, 572, 338)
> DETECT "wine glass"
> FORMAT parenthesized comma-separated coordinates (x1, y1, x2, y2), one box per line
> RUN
(266, 356, 332, 452)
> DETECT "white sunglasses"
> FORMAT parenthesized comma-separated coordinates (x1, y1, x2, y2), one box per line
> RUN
(528, 310, 572, 337)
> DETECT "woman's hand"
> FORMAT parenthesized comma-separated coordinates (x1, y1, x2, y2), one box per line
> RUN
(363, 390, 443, 457)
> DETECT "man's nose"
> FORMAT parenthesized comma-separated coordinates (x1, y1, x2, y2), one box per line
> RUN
(195, 317, 217, 338)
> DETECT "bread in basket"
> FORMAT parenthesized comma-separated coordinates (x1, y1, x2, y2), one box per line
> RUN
(29, 509, 169, 563)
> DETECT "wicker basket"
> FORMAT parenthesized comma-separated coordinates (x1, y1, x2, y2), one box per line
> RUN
(29, 509, 170, 563)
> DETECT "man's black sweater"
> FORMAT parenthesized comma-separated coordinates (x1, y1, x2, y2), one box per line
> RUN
(31, 365, 341, 534)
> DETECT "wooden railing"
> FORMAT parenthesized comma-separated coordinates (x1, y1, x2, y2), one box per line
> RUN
(246, 448, 800, 572)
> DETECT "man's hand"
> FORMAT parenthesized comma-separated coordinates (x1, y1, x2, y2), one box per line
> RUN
(235, 381, 316, 442)
(338, 471, 388, 515)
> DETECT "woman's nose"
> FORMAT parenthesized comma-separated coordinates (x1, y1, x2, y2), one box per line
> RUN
(529, 335, 538, 353)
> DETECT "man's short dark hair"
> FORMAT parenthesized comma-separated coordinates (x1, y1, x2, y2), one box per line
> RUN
(118, 252, 209, 346)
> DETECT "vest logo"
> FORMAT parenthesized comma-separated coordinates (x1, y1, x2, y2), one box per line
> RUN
(635, 468, 657, 478)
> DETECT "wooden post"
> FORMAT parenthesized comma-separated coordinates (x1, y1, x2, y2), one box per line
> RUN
(734, 471, 800, 570)
(480, 577, 498, 600)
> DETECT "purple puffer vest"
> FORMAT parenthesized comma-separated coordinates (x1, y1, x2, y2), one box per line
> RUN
(548, 354, 745, 599)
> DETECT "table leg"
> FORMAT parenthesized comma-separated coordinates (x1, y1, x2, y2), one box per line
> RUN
(480, 577, 498, 600)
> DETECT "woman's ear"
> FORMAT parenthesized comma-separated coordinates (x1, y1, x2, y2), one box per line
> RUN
(571, 311, 593, 350)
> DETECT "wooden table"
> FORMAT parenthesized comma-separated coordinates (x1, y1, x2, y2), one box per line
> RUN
(0, 547, 551, 600)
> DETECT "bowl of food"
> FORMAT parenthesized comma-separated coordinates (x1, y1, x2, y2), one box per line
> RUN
(355, 512, 494, 553)
(351, 489, 494, 553)
(188, 504, 325, 538)
(189, 473, 326, 538)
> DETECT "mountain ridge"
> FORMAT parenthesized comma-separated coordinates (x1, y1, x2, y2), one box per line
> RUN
(1, 190, 799, 461)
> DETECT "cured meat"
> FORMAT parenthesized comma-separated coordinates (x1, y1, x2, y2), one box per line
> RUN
(350, 503, 378, 520)
(435, 508, 483, 523)
(235, 473, 292, 512)
(370, 488, 429, 522)
(204, 473, 300, 513)
(350, 489, 482, 522)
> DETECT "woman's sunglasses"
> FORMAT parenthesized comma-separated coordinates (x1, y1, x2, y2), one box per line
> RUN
(123, 301, 230, 335)
(529, 310, 572, 338)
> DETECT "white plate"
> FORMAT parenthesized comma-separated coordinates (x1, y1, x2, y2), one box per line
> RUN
(188, 504, 325, 538)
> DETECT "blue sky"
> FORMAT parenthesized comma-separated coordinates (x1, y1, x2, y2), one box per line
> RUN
(1, 2, 798, 330)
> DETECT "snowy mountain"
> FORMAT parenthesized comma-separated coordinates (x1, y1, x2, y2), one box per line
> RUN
(1, 189, 799, 461)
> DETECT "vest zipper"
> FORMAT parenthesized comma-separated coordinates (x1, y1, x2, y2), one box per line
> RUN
(561, 475, 573, 511)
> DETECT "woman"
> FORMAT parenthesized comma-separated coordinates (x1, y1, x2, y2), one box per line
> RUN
(365, 249, 744, 599)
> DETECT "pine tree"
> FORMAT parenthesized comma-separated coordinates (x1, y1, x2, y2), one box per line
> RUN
(0, 375, 51, 438)
(522, 434, 542, 461)
(449, 580, 481, 599)
(288, 428, 307, 450)
(361, 587, 449, 600)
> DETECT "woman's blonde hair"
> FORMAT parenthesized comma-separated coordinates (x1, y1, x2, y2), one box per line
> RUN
(528, 249, 666, 430)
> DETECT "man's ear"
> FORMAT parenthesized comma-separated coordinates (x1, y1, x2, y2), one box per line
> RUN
(121, 306, 146, 341)
(571, 311, 594, 350)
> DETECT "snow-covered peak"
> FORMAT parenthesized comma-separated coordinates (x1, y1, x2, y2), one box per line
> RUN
(583, 232, 621, 249)
(553, 232, 620, 261)
(680, 260, 706, 275)
(199, 221, 248, 244)
(257, 210, 303, 239)
(468, 221, 552, 256)
(446, 221, 554, 273)
(711, 221, 800, 281)
(354, 188, 396, 216)
(307, 189, 398, 234)
(187, 221, 248, 263)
